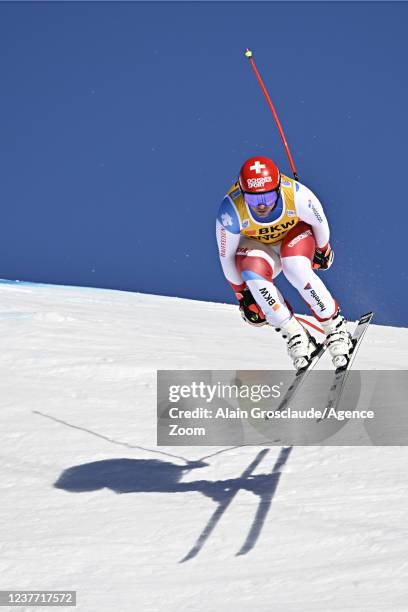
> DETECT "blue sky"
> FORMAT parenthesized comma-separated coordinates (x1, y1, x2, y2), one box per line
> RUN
(0, 2, 407, 325)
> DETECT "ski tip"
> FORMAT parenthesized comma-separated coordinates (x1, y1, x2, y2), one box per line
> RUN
(358, 312, 374, 324)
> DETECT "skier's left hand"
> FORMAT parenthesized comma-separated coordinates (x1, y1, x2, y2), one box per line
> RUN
(313, 244, 334, 270)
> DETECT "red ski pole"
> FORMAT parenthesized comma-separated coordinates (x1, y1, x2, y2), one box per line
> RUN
(244, 50, 327, 334)
(245, 49, 298, 181)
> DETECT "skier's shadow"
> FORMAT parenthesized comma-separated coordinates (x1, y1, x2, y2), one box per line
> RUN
(54, 447, 291, 560)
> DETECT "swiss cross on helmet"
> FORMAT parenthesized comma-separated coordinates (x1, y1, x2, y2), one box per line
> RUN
(239, 156, 281, 210)
(239, 157, 280, 193)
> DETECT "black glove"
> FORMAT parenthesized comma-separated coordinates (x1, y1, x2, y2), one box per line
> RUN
(313, 243, 334, 270)
(235, 288, 267, 326)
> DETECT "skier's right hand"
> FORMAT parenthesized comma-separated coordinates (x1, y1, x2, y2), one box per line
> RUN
(235, 288, 267, 326)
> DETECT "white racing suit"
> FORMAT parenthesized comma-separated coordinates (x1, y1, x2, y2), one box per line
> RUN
(216, 174, 338, 327)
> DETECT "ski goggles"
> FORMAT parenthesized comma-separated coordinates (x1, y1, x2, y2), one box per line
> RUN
(243, 189, 279, 209)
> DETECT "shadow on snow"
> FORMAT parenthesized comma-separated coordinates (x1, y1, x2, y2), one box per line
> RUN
(54, 447, 292, 560)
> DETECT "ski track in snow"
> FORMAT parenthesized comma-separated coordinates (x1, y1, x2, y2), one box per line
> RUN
(1, 281, 408, 612)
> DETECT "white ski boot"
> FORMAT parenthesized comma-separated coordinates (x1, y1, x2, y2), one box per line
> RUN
(278, 316, 319, 371)
(321, 311, 353, 369)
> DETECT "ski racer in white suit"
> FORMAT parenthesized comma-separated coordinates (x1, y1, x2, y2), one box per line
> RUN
(216, 156, 352, 370)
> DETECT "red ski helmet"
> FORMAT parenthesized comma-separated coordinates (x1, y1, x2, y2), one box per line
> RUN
(239, 157, 281, 194)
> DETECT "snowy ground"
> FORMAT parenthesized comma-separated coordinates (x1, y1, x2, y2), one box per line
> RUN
(1, 281, 408, 612)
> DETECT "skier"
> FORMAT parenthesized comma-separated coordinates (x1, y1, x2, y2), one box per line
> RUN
(216, 156, 352, 370)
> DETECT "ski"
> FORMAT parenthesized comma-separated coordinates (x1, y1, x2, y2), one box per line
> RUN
(267, 341, 328, 418)
(317, 311, 374, 421)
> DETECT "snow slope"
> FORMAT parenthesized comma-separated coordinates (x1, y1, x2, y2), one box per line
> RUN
(1, 281, 408, 612)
